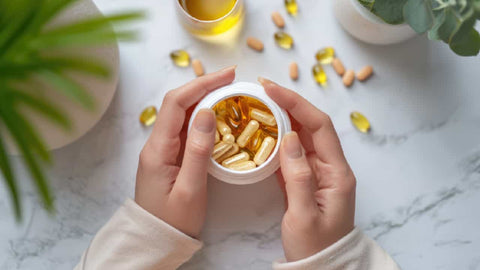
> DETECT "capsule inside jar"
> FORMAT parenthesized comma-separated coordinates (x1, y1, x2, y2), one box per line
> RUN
(212, 96, 278, 171)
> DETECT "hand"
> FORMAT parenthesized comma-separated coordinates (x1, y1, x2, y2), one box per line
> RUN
(259, 78, 356, 262)
(135, 67, 236, 238)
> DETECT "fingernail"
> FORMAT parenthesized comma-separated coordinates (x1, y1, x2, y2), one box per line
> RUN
(194, 109, 215, 133)
(257, 76, 275, 86)
(221, 65, 237, 73)
(283, 132, 303, 159)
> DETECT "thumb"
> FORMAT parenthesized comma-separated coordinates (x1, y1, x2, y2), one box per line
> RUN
(280, 132, 317, 213)
(176, 109, 216, 191)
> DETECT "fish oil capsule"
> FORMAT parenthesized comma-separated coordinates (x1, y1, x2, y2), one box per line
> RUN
(222, 134, 235, 143)
(247, 37, 264, 52)
(139, 106, 157, 126)
(225, 116, 243, 135)
(312, 63, 327, 86)
(285, 0, 298, 16)
(170, 50, 190, 67)
(215, 130, 220, 143)
(222, 152, 250, 167)
(192, 59, 204, 77)
(247, 129, 265, 153)
(254, 137, 276, 165)
(271, 11, 285, 28)
(357, 66, 373, 81)
(262, 125, 278, 138)
(343, 70, 355, 87)
(228, 160, 257, 171)
(215, 100, 227, 117)
(250, 109, 276, 126)
(274, 31, 294, 50)
(226, 99, 242, 122)
(315, 47, 335, 64)
(246, 97, 270, 112)
(350, 111, 371, 133)
(237, 120, 260, 147)
(237, 96, 250, 123)
(217, 143, 240, 163)
(212, 141, 233, 160)
(332, 58, 345, 76)
(289, 62, 299, 81)
(216, 118, 231, 135)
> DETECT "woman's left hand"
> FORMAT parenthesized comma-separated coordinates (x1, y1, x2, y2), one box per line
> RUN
(135, 66, 236, 238)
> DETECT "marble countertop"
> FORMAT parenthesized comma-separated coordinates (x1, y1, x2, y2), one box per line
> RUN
(1, 0, 480, 269)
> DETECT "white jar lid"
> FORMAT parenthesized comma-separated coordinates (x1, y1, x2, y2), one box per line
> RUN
(188, 82, 291, 185)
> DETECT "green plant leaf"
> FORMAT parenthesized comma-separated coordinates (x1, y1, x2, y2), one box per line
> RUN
(404, 0, 434, 33)
(358, 0, 375, 10)
(450, 27, 480, 56)
(39, 56, 110, 78)
(0, 134, 22, 221)
(38, 69, 95, 110)
(370, 0, 408, 24)
(31, 30, 137, 49)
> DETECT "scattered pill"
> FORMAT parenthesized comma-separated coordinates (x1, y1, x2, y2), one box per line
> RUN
(274, 31, 294, 50)
(312, 63, 327, 86)
(285, 0, 298, 16)
(350, 111, 371, 133)
(247, 37, 264, 52)
(170, 50, 190, 67)
(139, 106, 157, 126)
(332, 58, 345, 76)
(357, 65, 373, 81)
(192, 59, 204, 76)
(315, 47, 335, 64)
(289, 62, 299, 80)
(343, 70, 355, 87)
(271, 11, 285, 28)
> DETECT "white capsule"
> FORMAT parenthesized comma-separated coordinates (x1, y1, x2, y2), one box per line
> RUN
(222, 133, 235, 143)
(216, 143, 240, 163)
(253, 136, 276, 165)
(227, 160, 257, 171)
(250, 109, 276, 126)
(237, 120, 260, 148)
(216, 118, 231, 135)
(212, 141, 232, 160)
(222, 152, 250, 167)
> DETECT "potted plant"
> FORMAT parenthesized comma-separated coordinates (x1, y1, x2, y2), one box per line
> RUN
(0, 0, 141, 221)
(334, 0, 480, 56)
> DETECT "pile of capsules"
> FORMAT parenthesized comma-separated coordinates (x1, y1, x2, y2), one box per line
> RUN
(212, 96, 278, 171)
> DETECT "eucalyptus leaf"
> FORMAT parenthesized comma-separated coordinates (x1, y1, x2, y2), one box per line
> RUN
(450, 25, 480, 55)
(404, 0, 434, 33)
(371, 0, 408, 24)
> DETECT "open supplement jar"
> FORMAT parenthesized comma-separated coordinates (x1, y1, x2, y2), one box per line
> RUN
(188, 82, 291, 185)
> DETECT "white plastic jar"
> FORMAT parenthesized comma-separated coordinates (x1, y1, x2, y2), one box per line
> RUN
(188, 82, 291, 185)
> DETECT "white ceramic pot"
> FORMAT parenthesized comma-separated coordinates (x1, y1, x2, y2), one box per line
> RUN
(334, 0, 417, 45)
(6, 0, 119, 154)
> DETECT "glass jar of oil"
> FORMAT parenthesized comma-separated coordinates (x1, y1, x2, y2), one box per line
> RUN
(175, 0, 245, 40)
(188, 82, 291, 185)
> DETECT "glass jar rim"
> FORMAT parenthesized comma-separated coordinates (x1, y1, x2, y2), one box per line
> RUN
(176, 0, 242, 24)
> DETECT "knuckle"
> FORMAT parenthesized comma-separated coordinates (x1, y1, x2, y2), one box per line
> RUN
(162, 90, 177, 106)
(290, 167, 313, 184)
(174, 186, 195, 203)
(188, 139, 212, 158)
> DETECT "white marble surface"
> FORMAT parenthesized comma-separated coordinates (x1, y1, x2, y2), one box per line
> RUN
(1, 0, 480, 269)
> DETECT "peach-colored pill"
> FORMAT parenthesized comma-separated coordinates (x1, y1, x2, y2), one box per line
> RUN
(342, 70, 355, 87)
(192, 59, 204, 77)
(289, 62, 299, 80)
(271, 11, 285, 28)
(247, 37, 264, 52)
(357, 65, 373, 81)
(332, 58, 345, 76)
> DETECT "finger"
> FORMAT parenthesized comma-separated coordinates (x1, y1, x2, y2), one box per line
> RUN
(147, 66, 236, 165)
(275, 170, 288, 210)
(175, 109, 216, 192)
(259, 77, 346, 166)
(279, 132, 317, 213)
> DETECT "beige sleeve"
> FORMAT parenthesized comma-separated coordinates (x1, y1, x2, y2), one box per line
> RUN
(273, 228, 401, 270)
(74, 199, 202, 270)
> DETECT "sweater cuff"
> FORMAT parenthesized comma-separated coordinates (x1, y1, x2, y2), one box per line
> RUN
(123, 198, 203, 254)
(272, 228, 363, 270)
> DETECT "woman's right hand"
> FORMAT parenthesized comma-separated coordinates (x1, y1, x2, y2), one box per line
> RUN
(259, 78, 357, 262)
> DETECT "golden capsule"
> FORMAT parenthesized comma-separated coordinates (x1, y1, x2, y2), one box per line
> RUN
(312, 63, 327, 86)
(246, 97, 270, 112)
(274, 31, 294, 50)
(237, 96, 250, 123)
(170, 50, 190, 67)
(212, 141, 233, 160)
(250, 109, 276, 127)
(247, 129, 265, 153)
(221, 152, 250, 167)
(216, 118, 231, 135)
(315, 47, 335, 64)
(217, 143, 240, 163)
(254, 137, 276, 165)
(215, 130, 220, 143)
(222, 134, 235, 143)
(226, 99, 242, 122)
(285, 0, 298, 16)
(237, 120, 260, 148)
(139, 106, 157, 126)
(262, 125, 278, 138)
(227, 160, 257, 171)
(350, 111, 371, 133)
